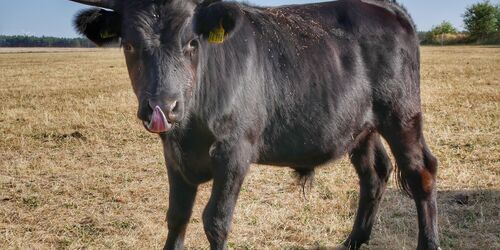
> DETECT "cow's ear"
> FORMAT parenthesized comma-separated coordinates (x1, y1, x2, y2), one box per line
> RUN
(193, 1, 243, 44)
(74, 8, 121, 46)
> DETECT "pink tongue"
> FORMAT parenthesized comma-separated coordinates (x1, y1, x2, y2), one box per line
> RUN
(147, 106, 170, 133)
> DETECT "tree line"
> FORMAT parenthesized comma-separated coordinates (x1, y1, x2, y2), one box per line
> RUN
(421, 1, 500, 45)
(0, 35, 96, 48)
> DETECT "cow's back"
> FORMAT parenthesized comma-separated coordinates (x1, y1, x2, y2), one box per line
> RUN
(235, 0, 420, 166)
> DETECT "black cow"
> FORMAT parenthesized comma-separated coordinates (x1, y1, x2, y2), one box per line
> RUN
(70, 0, 439, 249)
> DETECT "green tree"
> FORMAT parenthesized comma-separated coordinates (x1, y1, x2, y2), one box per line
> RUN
(423, 21, 458, 45)
(430, 21, 458, 35)
(496, 4, 500, 30)
(463, 1, 499, 41)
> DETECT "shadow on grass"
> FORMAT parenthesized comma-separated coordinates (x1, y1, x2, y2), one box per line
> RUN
(291, 189, 499, 250)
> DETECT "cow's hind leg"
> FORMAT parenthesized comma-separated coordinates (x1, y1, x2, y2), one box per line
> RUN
(381, 113, 439, 250)
(343, 132, 393, 250)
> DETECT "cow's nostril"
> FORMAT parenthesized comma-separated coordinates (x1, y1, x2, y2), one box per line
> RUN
(169, 100, 178, 113)
(148, 99, 158, 111)
(166, 100, 181, 122)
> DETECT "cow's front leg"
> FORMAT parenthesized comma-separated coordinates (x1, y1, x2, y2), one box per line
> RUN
(164, 167, 198, 250)
(203, 139, 253, 250)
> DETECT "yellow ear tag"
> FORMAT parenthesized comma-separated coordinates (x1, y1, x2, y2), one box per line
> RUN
(208, 21, 225, 44)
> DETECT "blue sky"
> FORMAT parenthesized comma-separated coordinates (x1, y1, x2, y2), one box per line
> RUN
(0, 0, 495, 37)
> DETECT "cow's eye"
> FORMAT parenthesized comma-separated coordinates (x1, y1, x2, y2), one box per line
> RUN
(186, 39, 198, 52)
(123, 43, 134, 52)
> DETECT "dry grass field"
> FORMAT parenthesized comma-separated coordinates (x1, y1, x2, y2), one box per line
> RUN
(0, 46, 498, 249)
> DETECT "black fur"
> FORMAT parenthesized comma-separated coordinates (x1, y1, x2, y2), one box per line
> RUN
(72, 0, 439, 249)
(74, 8, 121, 46)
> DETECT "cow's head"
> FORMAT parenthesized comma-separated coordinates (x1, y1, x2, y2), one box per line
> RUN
(72, 0, 242, 133)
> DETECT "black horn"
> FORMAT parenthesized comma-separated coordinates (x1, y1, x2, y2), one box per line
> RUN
(69, 0, 117, 9)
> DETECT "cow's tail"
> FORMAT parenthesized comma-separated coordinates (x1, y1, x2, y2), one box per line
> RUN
(394, 162, 413, 197)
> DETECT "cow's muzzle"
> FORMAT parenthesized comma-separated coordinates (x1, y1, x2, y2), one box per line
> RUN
(143, 106, 172, 133)
(142, 98, 183, 133)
